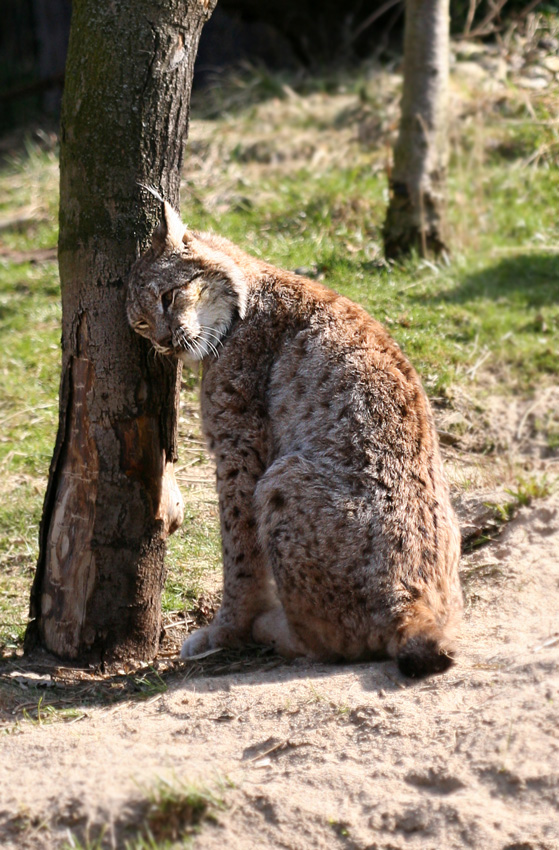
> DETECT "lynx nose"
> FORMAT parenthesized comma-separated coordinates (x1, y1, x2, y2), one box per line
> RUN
(156, 333, 173, 349)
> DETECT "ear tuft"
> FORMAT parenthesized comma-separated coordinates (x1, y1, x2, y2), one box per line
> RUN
(151, 201, 187, 253)
(163, 201, 187, 249)
(228, 265, 248, 319)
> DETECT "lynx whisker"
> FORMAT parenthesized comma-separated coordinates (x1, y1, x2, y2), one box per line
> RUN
(193, 339, 205, 360)
(174, 328, 198, 360)
(201, 335, 219, 358)
(137, 182, 166, 205)
(199, 325, 225, 344)
(152, 342, 173, 355)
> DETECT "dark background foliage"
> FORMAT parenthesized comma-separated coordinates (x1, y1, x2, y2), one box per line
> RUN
(2, 0, 557, 133)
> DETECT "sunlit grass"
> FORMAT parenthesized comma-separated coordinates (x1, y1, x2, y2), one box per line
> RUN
(0, 260, 60, 475)
(0, 481, 41, 648)
(163, 504, 221, 614)
(183, 158, 559, 393)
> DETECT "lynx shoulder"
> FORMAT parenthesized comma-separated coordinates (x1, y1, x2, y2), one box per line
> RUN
(127, 202, 463, 678)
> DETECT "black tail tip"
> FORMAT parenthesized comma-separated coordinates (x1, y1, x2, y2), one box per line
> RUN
(397, 636, 455, 679)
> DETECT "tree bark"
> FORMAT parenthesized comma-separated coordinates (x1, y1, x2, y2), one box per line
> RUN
(25, 0, 216, 662)
(383, 0, 450, 259)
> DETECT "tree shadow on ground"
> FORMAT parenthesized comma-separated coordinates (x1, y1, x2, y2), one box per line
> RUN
(0, 642, 417, 727)
(417, 252, 559, 309)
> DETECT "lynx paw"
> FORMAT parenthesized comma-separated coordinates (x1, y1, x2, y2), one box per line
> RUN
(180, 621, 249, 659)
(180, 627, 215, 659)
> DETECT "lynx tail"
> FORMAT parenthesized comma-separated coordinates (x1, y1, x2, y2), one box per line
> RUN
(397, 634, 455, 678)
(395, 599, 457, 679)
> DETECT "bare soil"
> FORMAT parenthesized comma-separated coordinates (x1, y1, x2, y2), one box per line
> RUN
(1, 392, 558, 850)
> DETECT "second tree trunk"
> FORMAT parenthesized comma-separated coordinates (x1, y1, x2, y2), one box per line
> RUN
(383, 0, 450, 258)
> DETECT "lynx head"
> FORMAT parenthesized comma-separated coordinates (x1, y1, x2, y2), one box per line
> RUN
(126, 201, 247, 364)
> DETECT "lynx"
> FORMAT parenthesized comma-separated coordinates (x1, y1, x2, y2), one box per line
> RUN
(127, 201, 463, 678)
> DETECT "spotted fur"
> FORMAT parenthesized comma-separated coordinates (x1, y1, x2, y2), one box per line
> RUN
(127, 202, 463, 677)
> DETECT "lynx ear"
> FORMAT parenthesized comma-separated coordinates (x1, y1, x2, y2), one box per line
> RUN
(152, 201, 187, 253)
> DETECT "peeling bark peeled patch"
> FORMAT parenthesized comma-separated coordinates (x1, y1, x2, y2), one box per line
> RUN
(383, 0, 450, 259)
(25, 0, 216, 662)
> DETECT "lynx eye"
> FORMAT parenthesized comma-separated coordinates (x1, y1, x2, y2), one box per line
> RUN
(135, 320, 150, 333)
(162, 289, 176, 310)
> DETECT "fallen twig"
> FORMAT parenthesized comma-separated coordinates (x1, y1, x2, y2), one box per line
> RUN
(533, 635, 559, 653)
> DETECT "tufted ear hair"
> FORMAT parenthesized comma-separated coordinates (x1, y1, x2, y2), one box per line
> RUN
(151, 201, 187, 253)
(182, 227, 194, 250)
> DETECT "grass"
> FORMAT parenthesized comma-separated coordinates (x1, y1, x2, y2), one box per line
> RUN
(132, 667, 168, 699)
(1, 21, 559, 652)
(489, 475, 554, 524)
(62, 776, 223, 850)
(140, 777, 222, 843)
(64, 835, 106, 850)
(0, 256, 60, 477)
(163, 505, 221, 616)
(183, 90, 559, 394)
(21, 694, 85, 725)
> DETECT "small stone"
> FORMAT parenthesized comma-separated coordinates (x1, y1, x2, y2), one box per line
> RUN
(543, 56, 559, 74)
(517, 76, 549, 90)
(454, 42, 486, 61)
(522, 64, 552, 80)
(453, 61, 487, 83)
(479, 56, 508, 80)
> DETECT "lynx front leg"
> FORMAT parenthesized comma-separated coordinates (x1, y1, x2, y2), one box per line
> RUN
(181, 444, 277, 659)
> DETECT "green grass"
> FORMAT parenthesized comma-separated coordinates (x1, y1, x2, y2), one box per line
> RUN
(0, 149, 61, 649)
(164, 505, 221, 614)
(0, 483, 43, 648)
(140, 777, 222, 843)
(0, 259, 60, 475)
(1, 41, 558, 652)
(63, 777, 223, 849)
(490, 475, 554, 524)
(132, 667, 168, 699)
(182, 112, 559, 394)
(21, 694, 85, 725)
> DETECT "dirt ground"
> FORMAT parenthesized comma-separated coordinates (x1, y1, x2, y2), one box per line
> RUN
(1, 391, 558, 850)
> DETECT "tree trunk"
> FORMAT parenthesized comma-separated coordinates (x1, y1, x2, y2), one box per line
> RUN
(383, 0, 449, 258)
(25, 0, 216, 663)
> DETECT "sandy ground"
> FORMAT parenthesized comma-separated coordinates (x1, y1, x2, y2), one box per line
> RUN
(0, 483, 558, 849)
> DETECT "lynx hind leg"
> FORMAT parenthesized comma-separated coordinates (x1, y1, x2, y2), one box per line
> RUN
(255, 453, 462, 676)
(253, 455, 370, 661)
(252, 606, 308, 658)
